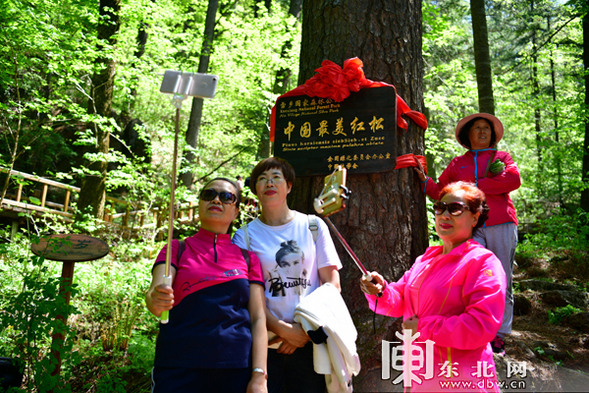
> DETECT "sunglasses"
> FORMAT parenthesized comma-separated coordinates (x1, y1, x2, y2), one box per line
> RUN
(433, 201, 470, 216)
(199, 189, 237, 204)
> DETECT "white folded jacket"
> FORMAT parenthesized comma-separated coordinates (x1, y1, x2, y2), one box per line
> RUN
(294, 282, 361, 393)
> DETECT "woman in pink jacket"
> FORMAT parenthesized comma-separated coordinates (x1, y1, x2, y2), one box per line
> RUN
(414, 113, 521, 355)
(361, 182, 506, 392)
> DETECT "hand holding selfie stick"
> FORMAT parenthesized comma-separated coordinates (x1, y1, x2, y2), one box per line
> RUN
(159, 71, 218, 324)
(313, 166, 382, 297)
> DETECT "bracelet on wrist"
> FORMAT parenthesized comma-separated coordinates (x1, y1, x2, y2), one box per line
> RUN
(252, 368, 267, 380)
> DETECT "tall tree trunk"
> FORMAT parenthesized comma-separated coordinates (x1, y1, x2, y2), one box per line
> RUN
(181, 0, 219, 188)
(581, 0, 589, 211)
(531, 0, 543, 196)
(470, 0, 495, 114)
(296, 1, 427, 389)
(129, 20, 149, 102)
(0, 47, 22, 207)
(548, 15, 563, 204)
(77, 0, 121, 220)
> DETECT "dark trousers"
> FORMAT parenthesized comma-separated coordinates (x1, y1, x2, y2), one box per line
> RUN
(151, 366, 251, 393)
(267, 342, 326, 393)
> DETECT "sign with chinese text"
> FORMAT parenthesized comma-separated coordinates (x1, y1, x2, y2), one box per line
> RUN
(31, 234, 110, 262)
(274, 86, 397, 176)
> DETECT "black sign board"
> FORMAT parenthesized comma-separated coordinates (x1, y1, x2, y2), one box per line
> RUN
(274, 86, 397, 176)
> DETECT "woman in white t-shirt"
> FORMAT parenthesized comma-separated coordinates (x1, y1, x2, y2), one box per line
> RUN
(232, 157, 342, 393)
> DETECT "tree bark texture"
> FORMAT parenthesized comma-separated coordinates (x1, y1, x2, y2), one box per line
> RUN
(470, 0, 495, 114)
(77, 0, 121, 220)
(581, 0, 589, 212)
(181, 0, 219, 188)
(296, 1, 427, 389)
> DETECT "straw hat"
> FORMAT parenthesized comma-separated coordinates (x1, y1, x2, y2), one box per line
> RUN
(455, 113, 504, 149)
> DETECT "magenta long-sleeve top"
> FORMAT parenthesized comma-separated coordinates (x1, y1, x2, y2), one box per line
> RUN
(366, 239, 506, 392)
(421, 149, 521, 227)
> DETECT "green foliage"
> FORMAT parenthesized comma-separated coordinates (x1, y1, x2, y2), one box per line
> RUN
(0, 0, 97, 176)
(1, 0, 301, 220)
(94, 373, 127, 393)
(71, 206, 107, 234)
(0, 216, 159, 392)
(69, 332, 155, 393)
(2, 0, 589, 388)
(518, 208, 589, 254)
(423, 0, 587, 214)
(423, 0, 475, 176)
(0, 235, 81, 392)
(548, 304, 581, 325)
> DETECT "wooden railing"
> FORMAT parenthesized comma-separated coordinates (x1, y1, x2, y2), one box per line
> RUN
(0, 168, 198, 234)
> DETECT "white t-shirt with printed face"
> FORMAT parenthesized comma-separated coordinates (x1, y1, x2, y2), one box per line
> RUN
(232, 211, 342, 322)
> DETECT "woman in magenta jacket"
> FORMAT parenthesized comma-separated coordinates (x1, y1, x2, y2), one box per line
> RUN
(361, 182, 506, 392)
(414, 113, 521, 355)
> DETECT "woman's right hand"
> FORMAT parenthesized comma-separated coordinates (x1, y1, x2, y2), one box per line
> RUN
(147, 284, 174, 317)
(272, 322, 309, 355)
(413, 156, 427, 182)
(360, 271, 385, 295)
(247, 372, 267, 393)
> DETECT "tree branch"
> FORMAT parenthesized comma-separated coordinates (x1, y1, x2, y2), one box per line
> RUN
(195, 145, 249, 184)
(529, 14, 580, 58)
(503, 14, 580, 74)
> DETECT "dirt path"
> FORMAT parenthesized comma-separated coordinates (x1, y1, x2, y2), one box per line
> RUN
(494, 256, 589, 392)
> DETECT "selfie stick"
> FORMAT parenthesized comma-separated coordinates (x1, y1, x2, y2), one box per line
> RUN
(323, 217, 370, 279)
(159, 71, 218, 324)
(314, 169, 382, 297)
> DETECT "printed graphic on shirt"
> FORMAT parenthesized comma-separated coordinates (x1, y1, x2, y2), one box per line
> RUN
(268, 240, 310, 297)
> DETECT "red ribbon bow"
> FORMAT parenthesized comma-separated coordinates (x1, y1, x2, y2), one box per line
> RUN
(270, 57, 428, 141)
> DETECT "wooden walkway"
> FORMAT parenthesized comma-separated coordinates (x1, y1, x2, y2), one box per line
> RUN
(0, 167, 198, 237)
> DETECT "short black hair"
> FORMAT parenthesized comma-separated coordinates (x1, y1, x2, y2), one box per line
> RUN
(249, 157, 296, 196)
(201, 177, 241, 210)
(199, 177, 241, 234)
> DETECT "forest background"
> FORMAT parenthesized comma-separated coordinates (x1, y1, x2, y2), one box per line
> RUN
(1, 0, 589, 391)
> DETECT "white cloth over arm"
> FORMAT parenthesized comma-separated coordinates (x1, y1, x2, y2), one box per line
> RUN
(294, 283, 361, 393)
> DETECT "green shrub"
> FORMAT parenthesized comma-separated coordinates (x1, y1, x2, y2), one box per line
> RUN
(519, 208, 589, 253)
(0, 240, 81, 393)
(548, 304, 581, 325)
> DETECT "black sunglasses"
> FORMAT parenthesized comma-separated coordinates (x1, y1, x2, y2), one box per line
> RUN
(433, 201, 470, 216)
(200, 189, 237, 204)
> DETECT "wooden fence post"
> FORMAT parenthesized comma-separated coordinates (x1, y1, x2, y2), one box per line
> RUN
(40, 185, 48, 208)
(64, 190, 71, 213)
